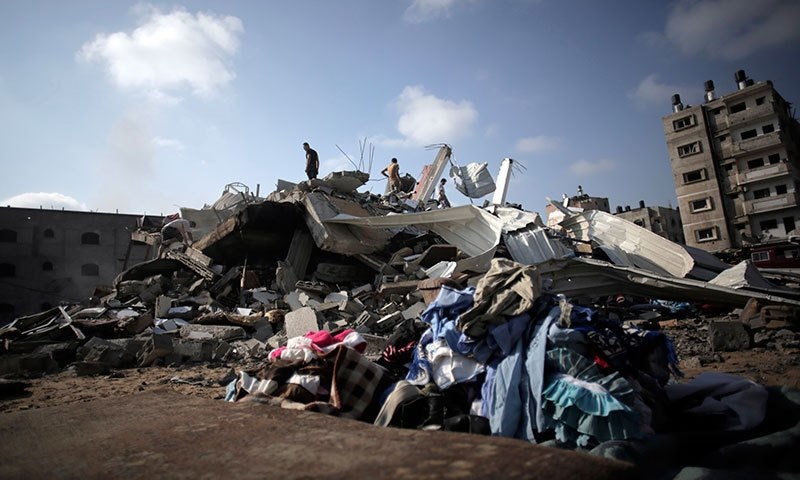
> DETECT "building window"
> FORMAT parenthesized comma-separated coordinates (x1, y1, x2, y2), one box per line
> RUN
(741, 129, 758, 140)
(760, 219, 778, 231)
(677, 141, 702, 158)
(672, 115, 695, 131)
(0, 229, 16, 243)
(696, 227, 718, 242)
(724, 164, 733, 171)
(682, 168, 707, 184)
(762, 124, 775, 134)
(776, 185, 788, 195)
(768, 154, 781, 164)
(43, 228, 55, 239)
(751, 251, 769, 262)
(42, 261, 53, 271)
(689, 198, 713, 213)
(755, 97, 765, 106)
(753, 188, 771, 199)
(711, 107, 723, 115)
(81, 263, 99, 276)
(0, 263, 15, 277)
(81, 232, 100, 245)
(747, 158, 765, 169)
(730, 102, 746, 113)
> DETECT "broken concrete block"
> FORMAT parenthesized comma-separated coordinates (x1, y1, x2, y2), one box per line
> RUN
(402, 302, 426, 321)
(79, 337, 126, 368)
(324, 291, 349, 306)
(155, 295, 173, 318)
(375, 311, 404, 333)
(253, 322, 274, 342)
(266, 334, 286, 350)
(285, 307, 320, 339)
(213, 340, 234, 361)
(118, 312, 154, 335)
(284, 291, 304, 311)
(709, 321, 752, 352)
(251, 289, 281, 304)
(360, 333, 389, 360)
(179, 325, 246, 342)
(137, 334, 174, 367)
(173, 339, 215, 362)
(341, 298, 366, 315)
(298, 291, 321, 307)
(351, 284, 373, 296)
(354, 311, 377, 330)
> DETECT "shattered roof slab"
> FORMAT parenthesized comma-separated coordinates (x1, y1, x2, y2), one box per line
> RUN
(303, 192, 396, 255)
(325, 205, 503, 272)
(559, 209, 694, 278)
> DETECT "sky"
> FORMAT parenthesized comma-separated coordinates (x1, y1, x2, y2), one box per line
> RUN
(1, 0, 800, 216)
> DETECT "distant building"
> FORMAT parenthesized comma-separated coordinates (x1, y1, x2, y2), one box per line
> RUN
(662, 70, 800, 252)
(0, 207, 156, 323)
(614, 201, 685, 244)
(545, 186, 610, 227)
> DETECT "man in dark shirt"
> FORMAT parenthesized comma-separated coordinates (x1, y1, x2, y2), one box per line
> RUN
(303, 142, 320, 180)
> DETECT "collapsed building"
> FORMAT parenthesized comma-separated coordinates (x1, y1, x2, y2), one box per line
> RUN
(2, 145, 800, 477)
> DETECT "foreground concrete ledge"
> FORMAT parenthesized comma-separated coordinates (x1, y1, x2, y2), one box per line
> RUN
(0, 392, 633, 479)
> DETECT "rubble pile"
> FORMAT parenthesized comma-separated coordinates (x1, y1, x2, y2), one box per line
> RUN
(2, 169, 800, 476)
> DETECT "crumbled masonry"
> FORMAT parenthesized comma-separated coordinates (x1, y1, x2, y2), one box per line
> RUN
(2, 172, 799, 478)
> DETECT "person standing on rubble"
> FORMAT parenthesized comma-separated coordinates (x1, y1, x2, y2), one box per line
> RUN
(303, 142, 320, 180)
(381, 157, 401, 194)
(159, 217, 194, 256)
(437, 178, 451, 208)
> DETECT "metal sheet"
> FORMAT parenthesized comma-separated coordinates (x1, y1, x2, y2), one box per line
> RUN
(559, 209, 694, 278)
(539, 258, 800, 307)
(504, 227, 574, 265)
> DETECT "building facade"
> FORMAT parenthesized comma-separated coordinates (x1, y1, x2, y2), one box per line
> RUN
(545, 187, 610, 227)
(0, 207, 154, 323)
(614, 201, 685, 244)
(663, 70, 800, 252)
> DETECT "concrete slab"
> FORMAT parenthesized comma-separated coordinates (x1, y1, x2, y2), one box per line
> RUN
(285, 307, 320, 339)
(0, 392, 634, 479)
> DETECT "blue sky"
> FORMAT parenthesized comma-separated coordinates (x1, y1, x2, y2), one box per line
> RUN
(2, 0, 799, 216)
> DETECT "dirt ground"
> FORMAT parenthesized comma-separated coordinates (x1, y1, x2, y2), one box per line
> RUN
(1, 313, 799, 414)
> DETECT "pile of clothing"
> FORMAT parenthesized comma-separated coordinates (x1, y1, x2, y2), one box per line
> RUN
(226, 258, 771, 452)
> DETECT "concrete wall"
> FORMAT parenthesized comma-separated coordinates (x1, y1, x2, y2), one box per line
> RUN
(0, 207, 153, 322)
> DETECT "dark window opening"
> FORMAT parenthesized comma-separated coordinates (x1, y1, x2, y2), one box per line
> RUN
(762, 124, 775, 134)
(44, 228, 55, 238)
(756, 97, 765, 106)
(747, 158, 765, 169)
(42, 261, 53, 271)
(776, 185, 788, 195)
(683, 169, 706, 183)
(741, 129, 758, 140)
(730, 102, 746, 113)
(0, 229, 17, 243)
(81, 263, 99, 276)
(753, 188, 771, 199)
(784, 217, 796, 233)
(768, 154, 781, 164)
(81, 232, 100, 245)
(760, 219, 778, 231)
(0, 263, 15, 277)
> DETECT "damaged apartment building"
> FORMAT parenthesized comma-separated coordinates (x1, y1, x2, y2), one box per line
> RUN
(664, 69, 800, 252)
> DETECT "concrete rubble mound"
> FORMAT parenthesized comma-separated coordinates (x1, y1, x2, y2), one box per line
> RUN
(2, 167, 800, 478)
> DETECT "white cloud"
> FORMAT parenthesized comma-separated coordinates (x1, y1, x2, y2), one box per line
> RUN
(381, 85, 477, 147)
(153, 136, 186, 151)
(1, 192, 88, 211)
(515, 135, 560, 153)
(661, 0, 800, 59)
(569, 159, 616, 176)
(78, 5, 244, 102)
(404, 0, 468, 23)
(629, 74, 695, 106)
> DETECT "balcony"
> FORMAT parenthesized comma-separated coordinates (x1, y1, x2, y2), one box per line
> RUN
(732, 131, 783, 155)
(744, 191, 800, 215)
(727, 102, 777, 126)
(739, 162, 790, 184)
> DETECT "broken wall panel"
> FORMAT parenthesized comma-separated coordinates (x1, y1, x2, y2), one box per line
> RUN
(303, 192, 396, 255)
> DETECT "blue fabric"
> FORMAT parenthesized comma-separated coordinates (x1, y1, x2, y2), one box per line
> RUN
(485, 298, 561, 441)
(421, 285, 475, 352)
(460, 312, 531, 364)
